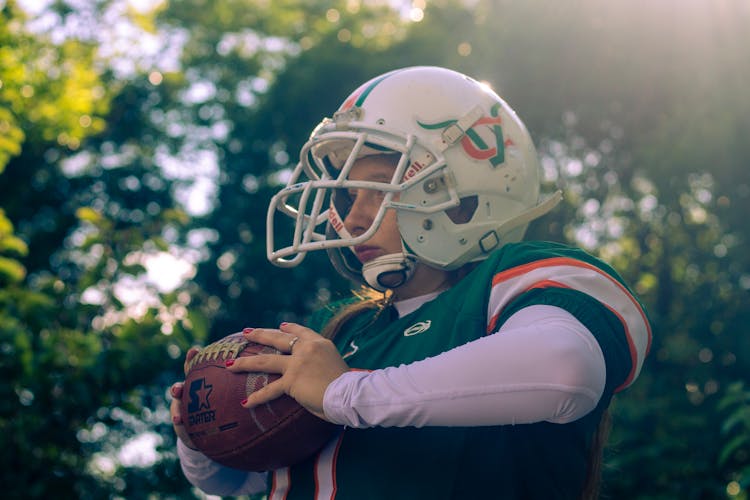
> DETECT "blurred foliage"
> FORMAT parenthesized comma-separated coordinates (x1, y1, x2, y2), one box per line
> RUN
(719, 382, 750, 496)
(0, 1, 108, 169)
(0, 0, 749, 498)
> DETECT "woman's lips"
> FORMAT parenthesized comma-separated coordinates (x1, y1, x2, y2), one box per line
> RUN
(353, 246, 380, 263)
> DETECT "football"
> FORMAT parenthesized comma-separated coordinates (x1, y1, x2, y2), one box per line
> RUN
(180, 332, 340, 471)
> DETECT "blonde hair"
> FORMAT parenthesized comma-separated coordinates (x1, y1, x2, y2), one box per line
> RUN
(580, 409, 612, 499)
(320, 287, 394, 341)
(320, 261, 480, 341)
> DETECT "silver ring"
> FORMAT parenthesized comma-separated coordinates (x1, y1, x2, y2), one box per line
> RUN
(288, 336, 300, 353)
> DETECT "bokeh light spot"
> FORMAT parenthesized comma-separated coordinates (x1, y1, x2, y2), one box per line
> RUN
(457, 42, 472, 56)
(148, 71, 163, 85)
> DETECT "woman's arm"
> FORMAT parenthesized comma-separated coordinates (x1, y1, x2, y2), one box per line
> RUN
(322, 305, 606, 428)
(177, 439, 268, 496)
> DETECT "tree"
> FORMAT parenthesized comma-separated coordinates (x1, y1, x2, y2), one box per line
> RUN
(0, 1, 200, 496)
(2, 0, 749, 497)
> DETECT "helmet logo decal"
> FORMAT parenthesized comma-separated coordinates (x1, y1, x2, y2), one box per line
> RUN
(402, 160, 428, 181)
(328, 207, 346, 234)
(418, 103, 514, 167)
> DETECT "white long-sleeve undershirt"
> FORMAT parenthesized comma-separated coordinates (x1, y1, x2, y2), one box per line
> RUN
(177, 439, 268, 496)
(322, 304, 606, 428)
(178, 302, 606, 494)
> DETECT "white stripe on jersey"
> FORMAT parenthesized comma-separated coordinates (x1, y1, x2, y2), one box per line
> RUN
(314, 432, 344, 499)
(487, 257, 651, 390)
(270, 467, 290, 500)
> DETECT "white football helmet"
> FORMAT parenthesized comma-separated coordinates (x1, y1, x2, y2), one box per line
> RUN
(267, 66, 560, 290)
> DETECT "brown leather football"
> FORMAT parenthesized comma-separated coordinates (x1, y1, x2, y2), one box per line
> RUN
(180, 332, 340, 471)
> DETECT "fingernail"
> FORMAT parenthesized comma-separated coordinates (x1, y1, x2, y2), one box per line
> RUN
(172, 415, 181, 425)
(240, 398, 248, 406)
(225, 359, 234, 367)
(280, 322, 288, 327)
(242, 327, 254, 334)
(170, 385, 179, 397)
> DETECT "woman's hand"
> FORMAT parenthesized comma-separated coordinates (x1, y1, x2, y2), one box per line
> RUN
(226, 323, 349, 420)
(169, 346, 202, 450)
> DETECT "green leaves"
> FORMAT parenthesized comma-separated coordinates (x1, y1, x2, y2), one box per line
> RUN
(0, 108, 24, 174)
(0, 1, 108, 158)
(0, 256, 25, 283)
(0, 209, 27, 283)
(718, 382, 750, 493)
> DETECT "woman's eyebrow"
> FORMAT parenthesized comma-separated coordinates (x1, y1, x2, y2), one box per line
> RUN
(354, 172, 393, 183)
(370, 173, 393, 182)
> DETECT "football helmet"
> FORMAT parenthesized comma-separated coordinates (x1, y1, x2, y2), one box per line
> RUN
(266, 66, 560, 290)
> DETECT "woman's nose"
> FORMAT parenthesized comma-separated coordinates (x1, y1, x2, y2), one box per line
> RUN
(343, 192, 375, 235)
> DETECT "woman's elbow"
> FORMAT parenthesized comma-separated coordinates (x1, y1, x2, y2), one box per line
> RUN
(545, 342, 607, 423)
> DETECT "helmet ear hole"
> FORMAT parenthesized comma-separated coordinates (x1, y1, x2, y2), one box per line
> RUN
(377, 270, 408, 289)
(446, 195, 478, 224)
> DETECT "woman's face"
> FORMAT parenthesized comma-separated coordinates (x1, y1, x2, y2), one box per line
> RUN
(342, 155, 403, 263)
(342, 154, 450, 298)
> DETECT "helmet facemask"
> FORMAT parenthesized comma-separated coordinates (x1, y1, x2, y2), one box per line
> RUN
(266, 115, 460, 269)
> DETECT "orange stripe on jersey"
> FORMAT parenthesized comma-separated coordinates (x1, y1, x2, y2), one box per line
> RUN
(486, 257, 651, 391)
(492, 257, 607, 286)
(331, 432, 344, 497)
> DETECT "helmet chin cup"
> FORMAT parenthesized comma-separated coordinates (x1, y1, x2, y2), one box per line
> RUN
(362, 253, 418, 292)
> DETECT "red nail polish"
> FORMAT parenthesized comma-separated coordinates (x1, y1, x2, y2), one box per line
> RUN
(240, 398, 248, 406)
(172, 415, 181, 425)
(242, 327, 254, 334)
(280, 322, 288, 327)
(225, 359, 234, 367)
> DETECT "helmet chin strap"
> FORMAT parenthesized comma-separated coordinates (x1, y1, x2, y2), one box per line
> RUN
(362, 252, 418, 292)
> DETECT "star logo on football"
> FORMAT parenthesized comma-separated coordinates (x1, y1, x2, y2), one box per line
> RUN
(404, 320, 432, 337)
(187, 377, 213, 413)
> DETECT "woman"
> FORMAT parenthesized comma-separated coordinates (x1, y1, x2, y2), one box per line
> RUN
(171, 66, 651, 499)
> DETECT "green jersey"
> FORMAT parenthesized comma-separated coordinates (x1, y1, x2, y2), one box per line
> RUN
(267, 241, 651, 499)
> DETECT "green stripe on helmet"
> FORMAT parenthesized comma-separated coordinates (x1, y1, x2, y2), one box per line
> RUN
(355, 69, 403, 107)
(417, 118, 457, 130)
